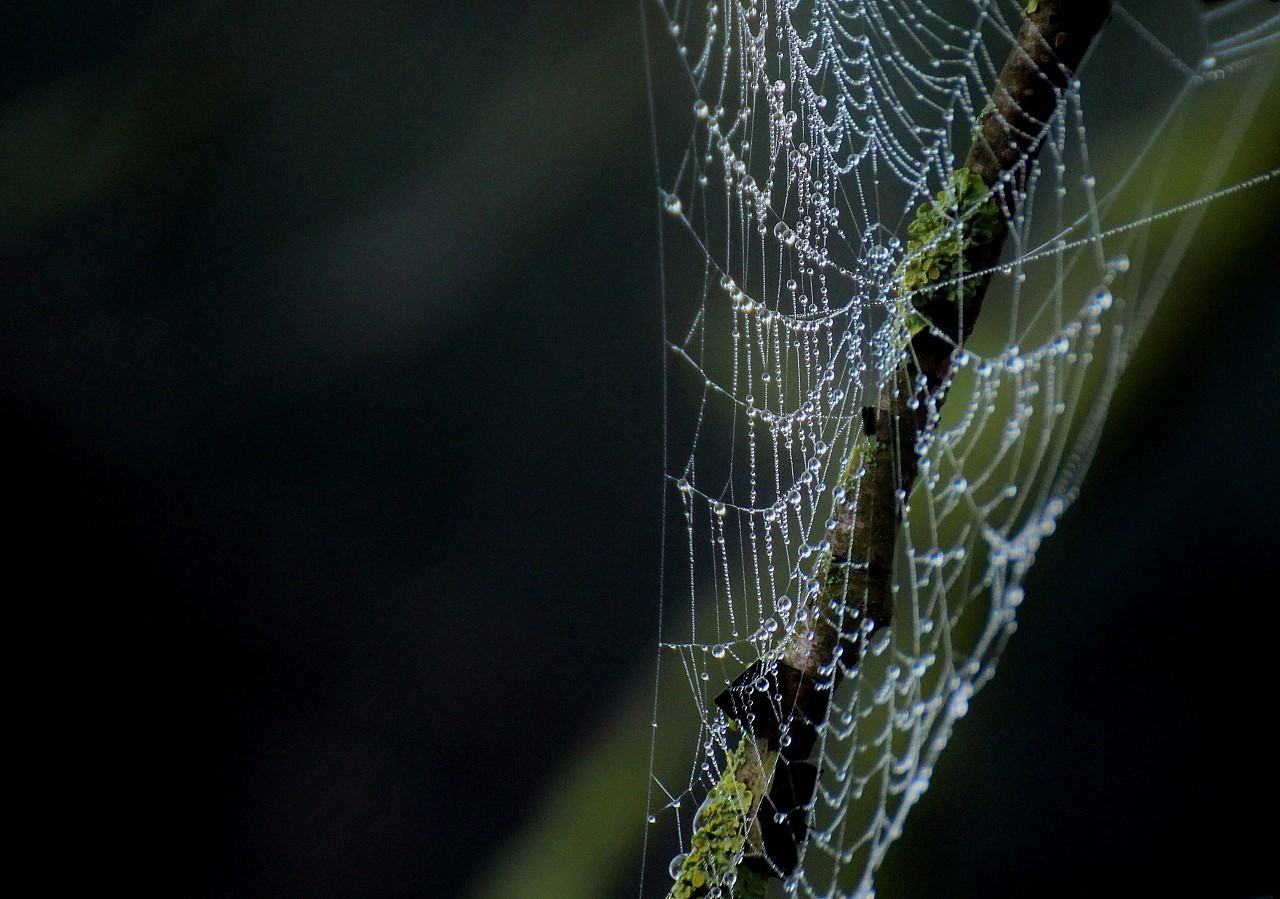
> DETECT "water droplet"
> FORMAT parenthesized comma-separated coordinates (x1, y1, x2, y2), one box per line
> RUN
(664, 193, 683, 216)
(711, 643, 727, 659)
(693, 99, 709, 119)
(871, 631, 891, 656)
(908, 775, 930, 802)
(669, 853, 688, 879)
(776, 595, 793, 614)
(712, 500, 727, 517)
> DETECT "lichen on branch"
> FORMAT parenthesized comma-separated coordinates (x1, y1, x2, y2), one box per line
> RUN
(895, 167, 1001, 310)
(667, 738, 765, 899)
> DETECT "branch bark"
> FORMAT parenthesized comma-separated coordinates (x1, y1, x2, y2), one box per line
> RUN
(672, 3, 1114, 893)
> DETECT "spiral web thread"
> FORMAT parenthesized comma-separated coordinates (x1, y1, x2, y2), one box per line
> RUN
(642, 0, 1279, 896)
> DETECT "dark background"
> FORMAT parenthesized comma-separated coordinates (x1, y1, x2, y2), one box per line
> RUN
(3, 2, 1276, 898)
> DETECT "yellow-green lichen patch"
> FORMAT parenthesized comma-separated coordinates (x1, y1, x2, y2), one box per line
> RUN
(900, 300, 931, 338)
(668, 742, 754, 899)
(895, 167, 1000, 307)
(838, 435, 882, 490)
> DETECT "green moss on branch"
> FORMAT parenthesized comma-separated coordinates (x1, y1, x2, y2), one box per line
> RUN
(895, 167, 1001, 309)
(667, 740, 759, 899)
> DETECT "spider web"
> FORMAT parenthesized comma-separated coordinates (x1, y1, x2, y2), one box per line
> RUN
(641, 1, 1279, 897)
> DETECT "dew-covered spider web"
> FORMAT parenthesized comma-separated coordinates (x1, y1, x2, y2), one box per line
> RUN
(641, 1, 1279, 897)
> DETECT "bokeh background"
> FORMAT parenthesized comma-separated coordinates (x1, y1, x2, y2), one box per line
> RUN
(3, 2, 1276, 898)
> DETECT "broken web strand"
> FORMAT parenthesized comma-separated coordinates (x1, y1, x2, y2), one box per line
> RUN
(644, 1, 1280, 897)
